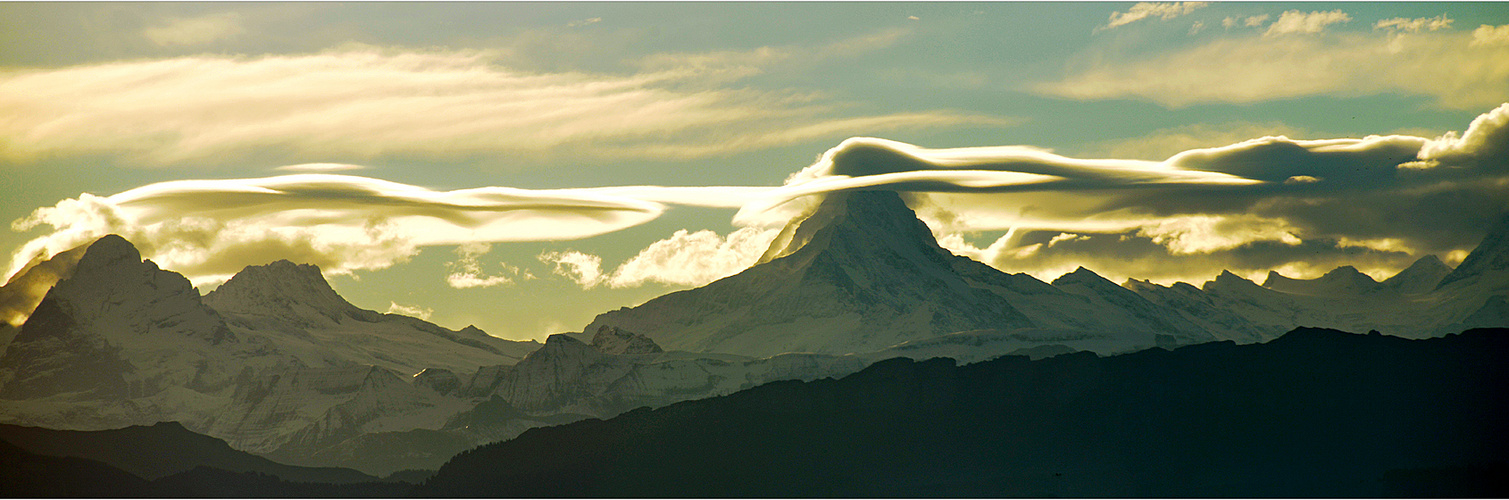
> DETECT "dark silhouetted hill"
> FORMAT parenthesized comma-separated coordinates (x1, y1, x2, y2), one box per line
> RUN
(0, 421, 376, 483)
(418, 327, 1509, 497)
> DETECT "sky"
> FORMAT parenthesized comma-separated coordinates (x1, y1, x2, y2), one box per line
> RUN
(2, 2, 1508, 342)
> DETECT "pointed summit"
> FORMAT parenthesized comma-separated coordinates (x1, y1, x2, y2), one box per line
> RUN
(1435, 213, 1509, 290)
(758, 190, 943, 264)
(203, 260, 366, 324)
(1381, 254, 1451, 294)
(0, 235, 233, 400)
(586, 191, 1044, 357)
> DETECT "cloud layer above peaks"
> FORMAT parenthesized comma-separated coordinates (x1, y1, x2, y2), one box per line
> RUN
(10, 103, 1509, 291)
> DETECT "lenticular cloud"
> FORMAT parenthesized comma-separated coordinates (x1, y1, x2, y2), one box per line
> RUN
(6, 174, 669, 284)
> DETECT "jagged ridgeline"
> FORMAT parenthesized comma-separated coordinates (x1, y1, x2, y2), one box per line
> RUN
(0, 191, 1506, 489)
(587, 192, 1509, 355)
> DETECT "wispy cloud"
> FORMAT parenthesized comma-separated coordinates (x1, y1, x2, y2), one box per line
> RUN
(1222, 15, 1270, 29)
(386, 301, 433, 320)
(1375, 15, 1453, 33)
(445, 243, 527, 289)
(538, 250, 606, 288)
(141, 12, 245, 46)
(1263, 10, 1352, 37)
(1036, 29, 1509, 109)
(1100, 2, 1209, 32)
(0, 44, 999, 165)
(606, 227, 779, 288)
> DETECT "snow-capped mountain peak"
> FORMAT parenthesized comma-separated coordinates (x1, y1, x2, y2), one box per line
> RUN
(1436, 213, 1509, 290)
(203, 260, 368, 324)
(1381, 254, 1452, 294)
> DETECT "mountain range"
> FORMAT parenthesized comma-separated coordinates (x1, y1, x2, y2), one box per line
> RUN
(1, 189, 1506, 486)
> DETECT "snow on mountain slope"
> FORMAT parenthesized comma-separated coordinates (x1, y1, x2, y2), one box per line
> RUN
(1380, 255, 1451, 294)
(1124, 279, 1275, 343)
(0, 235, 246, 402)
(585, 191, 1217, 358)
(1435, 213, 1509, 290)
(1262, 266, 1381, 296)
(204, 260, 537, 375)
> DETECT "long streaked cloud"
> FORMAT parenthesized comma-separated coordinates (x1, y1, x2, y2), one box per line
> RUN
(0, 44, 1001, 165)
(11, 104, 1509, 294)
(1037, 28, 1509, 109)
(6, 174, 669, 285)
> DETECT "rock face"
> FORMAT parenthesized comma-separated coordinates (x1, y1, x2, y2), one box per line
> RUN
(590, 325, 663, 355)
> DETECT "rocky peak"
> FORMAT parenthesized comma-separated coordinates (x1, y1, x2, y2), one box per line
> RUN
(758, 191, 943, 265)
(589, 325, 663, 355)
(203, 260, 361, 322)
(1051, 267, 1116, 289)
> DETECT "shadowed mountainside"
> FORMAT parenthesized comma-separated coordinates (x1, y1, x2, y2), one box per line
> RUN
(419, 327, 1509, 498)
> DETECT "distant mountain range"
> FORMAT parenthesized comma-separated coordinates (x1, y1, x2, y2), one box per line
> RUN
(590, 191, 1509, 353)
(0, 190, 1506, 485)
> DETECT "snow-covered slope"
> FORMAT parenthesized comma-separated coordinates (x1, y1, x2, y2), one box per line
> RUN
(586, 191, 1218, 357)
(0, 235, 244, 403)
(204, 260, 536, 375)
(589, 191, 1039, 357)
(1262, 266, 1381, 296)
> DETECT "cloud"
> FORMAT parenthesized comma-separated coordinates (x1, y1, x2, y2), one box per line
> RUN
(1473, 24, 1509, 47)
(1091, 121, 1308, 160)
(1223, 15, 1270, 29)
(538, 250, 605, 288)
(1102, 2, 1209, 31)
(1036, 29, 1509, 109)
(445, 243, 527, 289)
(274, 163, 365, 172)
(607, 227, 780, 288)
(567, 17, 601, 28)
(386, 301, 433, 320)
(0, 45, 1000, 165)
(732, 102, 1509, 284)
(732, 136, 1262, 226)
(6, 174, 667, 285)
(1375, 15, 1453, 33)
(1263, 10, 1352, 37)
(142, 12, 245, 46)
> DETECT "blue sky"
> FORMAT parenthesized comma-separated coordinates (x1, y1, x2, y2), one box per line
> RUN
(3, 2, 1508, 341)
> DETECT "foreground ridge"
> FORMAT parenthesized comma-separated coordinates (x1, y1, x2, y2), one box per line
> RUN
(420, 327, 1509, 497)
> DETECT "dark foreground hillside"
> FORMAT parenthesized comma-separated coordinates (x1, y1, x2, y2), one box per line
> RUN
(419, 327, 1509, 498)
